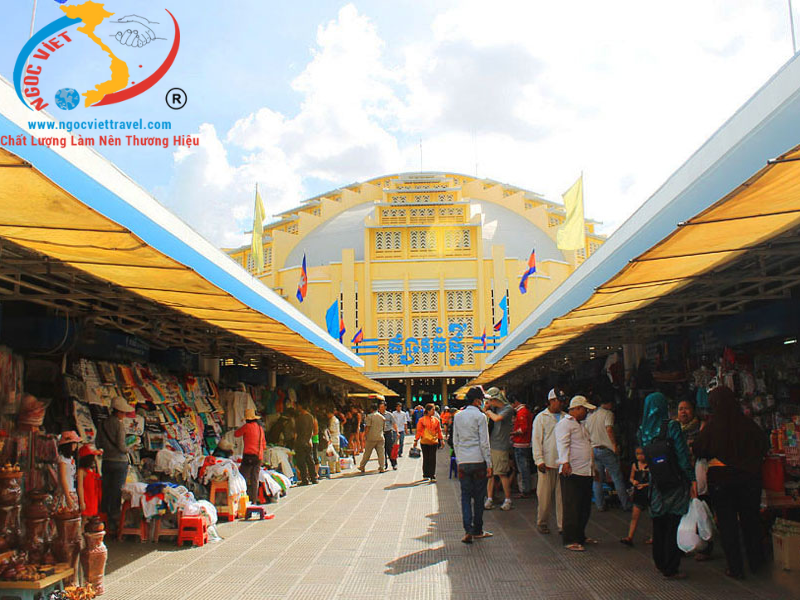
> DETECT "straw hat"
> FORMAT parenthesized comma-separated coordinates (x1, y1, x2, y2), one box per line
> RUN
(244, 408, 259, 421)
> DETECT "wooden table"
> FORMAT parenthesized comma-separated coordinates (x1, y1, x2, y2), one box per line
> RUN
(0, 567, 74, 600)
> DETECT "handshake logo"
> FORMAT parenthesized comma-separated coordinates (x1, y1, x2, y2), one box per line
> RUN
(111, 14, 162, 48)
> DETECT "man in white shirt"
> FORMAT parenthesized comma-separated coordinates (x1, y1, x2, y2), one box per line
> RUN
(532, 388, 566, 534)
(556, 395, 596, 552)
(586, 397, 630, 511)
(452, 387, 493, 544)
(392, 402, 410, 457)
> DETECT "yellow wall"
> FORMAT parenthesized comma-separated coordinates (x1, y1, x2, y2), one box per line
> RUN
(228, 172, 606, 378)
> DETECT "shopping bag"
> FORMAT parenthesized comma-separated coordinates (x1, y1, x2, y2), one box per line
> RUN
(695, 498, 715, 542)
(390, 443, 400, 460)
(409, 447, 421, 458)
(677, 498, 708, 553)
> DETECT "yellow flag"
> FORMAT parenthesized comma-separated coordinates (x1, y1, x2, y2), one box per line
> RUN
(556, 175, 586, 251)
(250, 186, 265, 273)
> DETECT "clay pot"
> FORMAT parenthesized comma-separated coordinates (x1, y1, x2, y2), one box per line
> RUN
(22, 517, 49, 562)
(0, 505, 20, 549)
(23, 490, 53, 519)
(53, 515, 81, 562)
(85, 516, 104, 533)
(0, 472, 22, 506)
(81, 530, 107, 595)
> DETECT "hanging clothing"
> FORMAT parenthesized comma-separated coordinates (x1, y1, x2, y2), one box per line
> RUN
(80, 469, 102, 518)
(58, 455, 76, 493)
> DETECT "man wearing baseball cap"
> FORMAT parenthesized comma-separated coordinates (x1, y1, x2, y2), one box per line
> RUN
(483, 387, 515, 511)
(96, 396, 134, 535)
(532, 388, 566, 534)
(555, 395, 597, 551)
(452, 386, 493, 543)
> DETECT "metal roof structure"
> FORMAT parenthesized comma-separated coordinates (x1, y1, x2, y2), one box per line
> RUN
(0, 78, 394, 396)
(473, 52, 800, 386)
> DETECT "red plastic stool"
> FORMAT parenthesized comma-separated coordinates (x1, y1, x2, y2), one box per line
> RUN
(153, 511, 181, 543)
(117, 500, 149, 543)
(177, 514, 208, 547)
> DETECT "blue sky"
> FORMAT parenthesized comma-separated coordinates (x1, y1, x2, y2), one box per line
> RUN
(1, 1, 797, 248)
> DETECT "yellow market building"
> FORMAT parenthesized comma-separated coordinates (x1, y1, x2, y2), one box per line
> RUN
(227, 173, 605, 402)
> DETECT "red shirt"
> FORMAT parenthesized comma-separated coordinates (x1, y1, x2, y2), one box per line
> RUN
(511, 405, 533, 448)
(235, 421, 266, 460)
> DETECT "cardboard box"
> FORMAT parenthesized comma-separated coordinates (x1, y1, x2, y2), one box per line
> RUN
(772, 530, 800, 570)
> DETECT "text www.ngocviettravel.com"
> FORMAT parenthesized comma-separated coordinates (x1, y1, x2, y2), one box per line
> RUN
(3, 120, 197, 149)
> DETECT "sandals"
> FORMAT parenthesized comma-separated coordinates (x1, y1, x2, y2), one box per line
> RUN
(620, 537, 633, 547)
(537, 524, 550, 535)
(565, 543, 585, 552)
(584, 537, 600, 544)
(644, 537, 653, 545)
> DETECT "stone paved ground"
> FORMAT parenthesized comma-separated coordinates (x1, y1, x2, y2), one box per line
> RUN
(105, 451, 799, 600)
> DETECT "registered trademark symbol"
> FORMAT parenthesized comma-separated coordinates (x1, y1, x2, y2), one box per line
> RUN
(166, 88, 186, 109)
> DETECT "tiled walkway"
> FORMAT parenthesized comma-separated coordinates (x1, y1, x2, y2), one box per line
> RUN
(105, 451, 798, 600)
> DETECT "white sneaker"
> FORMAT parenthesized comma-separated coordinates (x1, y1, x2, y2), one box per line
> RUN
(501, 499, 512, 511)
(484, 498, 495, 510)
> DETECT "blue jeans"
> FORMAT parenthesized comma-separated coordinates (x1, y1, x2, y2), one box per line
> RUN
(459, 462, 488, 535)
(398, 432, 405, 456)
(514, 447, 533, 494)
(592, 447, 630, 510)
(101, 459, 129, 529)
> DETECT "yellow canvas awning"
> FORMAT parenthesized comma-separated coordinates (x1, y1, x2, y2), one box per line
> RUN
(0, 80, 393, 396)
(474, 147, 800, 386)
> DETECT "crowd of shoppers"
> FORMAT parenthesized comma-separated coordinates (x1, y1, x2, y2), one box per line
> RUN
(437, 378, 770, 583)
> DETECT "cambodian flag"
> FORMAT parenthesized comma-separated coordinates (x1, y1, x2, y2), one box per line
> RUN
(519, 249, 536, 294)
(351, 328, 364, 345)
(296, 253, 308, 302)
(481, 327, 487, 351)
(339, 314, 346, 343)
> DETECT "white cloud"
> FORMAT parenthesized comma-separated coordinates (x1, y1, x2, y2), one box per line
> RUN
(163, 1, 793, 245)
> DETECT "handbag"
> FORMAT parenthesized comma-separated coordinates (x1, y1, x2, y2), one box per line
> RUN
(421, 417, 439, 445)
(409, 447, 421, 458)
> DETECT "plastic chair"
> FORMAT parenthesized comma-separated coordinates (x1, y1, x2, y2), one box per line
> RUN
(117, 499, 149, 542)
(209, 479, 237, 522)
(177, 514, 208, 547)
(318, 465, 331, 479)
(449, 455, 458, 479)
(153, 511, 181, 543)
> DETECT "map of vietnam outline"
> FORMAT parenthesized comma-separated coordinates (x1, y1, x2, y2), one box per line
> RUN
(62, 1, 130, 107)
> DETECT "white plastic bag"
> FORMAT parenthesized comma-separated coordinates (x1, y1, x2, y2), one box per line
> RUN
(677, 498, 709, 553)
(695, 498, 715, 542)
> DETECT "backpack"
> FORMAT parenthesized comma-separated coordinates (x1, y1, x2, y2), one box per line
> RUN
(644, 420, 684, 492)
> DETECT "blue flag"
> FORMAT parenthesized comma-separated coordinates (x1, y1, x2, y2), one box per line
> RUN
(325, 300, 339, 340)
(497, 295, 509, 337)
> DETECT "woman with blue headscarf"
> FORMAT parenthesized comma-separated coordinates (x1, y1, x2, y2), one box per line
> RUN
(638, 392, 696, 579)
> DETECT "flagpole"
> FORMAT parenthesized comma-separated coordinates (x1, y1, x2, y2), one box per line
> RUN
(24, 0, 38, 77)
(790, 0, 798, 55)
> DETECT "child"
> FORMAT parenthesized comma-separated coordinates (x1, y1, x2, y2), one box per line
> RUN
(57, 431, 81, 512)
(620, 447, 652, 546)
(77, 445, 103, 521)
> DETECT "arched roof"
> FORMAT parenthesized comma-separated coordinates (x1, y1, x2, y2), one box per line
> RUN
(283, 199, 565, 269)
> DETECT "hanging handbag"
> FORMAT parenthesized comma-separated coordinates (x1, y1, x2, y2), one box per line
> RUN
(409, 447, 421, 458)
